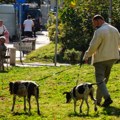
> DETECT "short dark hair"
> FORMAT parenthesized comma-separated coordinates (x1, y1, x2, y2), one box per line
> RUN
(93, 14, 104, 21)
(27, 15, 31, 19)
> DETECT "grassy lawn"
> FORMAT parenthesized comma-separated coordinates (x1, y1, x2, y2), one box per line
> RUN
(0, 64, 120, 120)
(25, 42, 62, 63)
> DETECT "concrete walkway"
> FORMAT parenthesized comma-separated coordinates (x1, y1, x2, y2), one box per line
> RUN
(35, 31, 50, 49)
(5, 31, 70, 67)
(5, 31, 52, 67)
(6, 31, 50, 60)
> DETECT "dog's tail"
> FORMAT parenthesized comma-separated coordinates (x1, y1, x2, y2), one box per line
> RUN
(92, 78, 106, 86)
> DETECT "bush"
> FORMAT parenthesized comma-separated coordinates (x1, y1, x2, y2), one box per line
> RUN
(63, 48, 81, 64)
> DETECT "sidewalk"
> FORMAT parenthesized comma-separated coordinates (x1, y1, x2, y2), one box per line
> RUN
(35, 31, 50, 49)
(5, 31, 70, 67)
(5, 31, 53, 67)
(6, 31, 50, 60)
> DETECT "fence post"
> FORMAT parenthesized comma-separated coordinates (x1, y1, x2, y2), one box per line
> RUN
(9, 47, 16, 66)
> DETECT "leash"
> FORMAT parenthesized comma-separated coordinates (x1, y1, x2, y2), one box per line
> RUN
(92, 78, 106, 86)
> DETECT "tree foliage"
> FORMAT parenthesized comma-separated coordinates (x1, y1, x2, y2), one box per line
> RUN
(47, 0, 120, 63)
(111, 0, 120, 30)
(59, 0, 110, 50)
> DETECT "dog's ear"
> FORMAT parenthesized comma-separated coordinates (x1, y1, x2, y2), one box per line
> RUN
(9, 82, 13, 87)
(9, 82, 14, 94)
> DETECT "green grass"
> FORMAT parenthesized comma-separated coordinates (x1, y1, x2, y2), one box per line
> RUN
(25, 42, 62, 63)
(0, 64, 120, 120)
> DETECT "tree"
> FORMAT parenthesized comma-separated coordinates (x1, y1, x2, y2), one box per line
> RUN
(47, 0, 120, 63)
(58, 0, 109, 50)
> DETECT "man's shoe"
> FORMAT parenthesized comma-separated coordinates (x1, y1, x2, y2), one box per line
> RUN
(102, 97, 113, 107)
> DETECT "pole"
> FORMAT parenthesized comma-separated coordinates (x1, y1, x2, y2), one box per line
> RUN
(19, 3, 23, 63)
(54, 0, 58, 66)
(109, 0, 112, 24)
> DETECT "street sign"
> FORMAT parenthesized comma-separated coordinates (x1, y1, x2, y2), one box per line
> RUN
(16, 0, 26, 3)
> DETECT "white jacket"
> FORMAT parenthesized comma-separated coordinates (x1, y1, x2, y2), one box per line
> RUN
(84, 23, 120, 63)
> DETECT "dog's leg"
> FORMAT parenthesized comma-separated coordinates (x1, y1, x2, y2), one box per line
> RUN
(11, 95, 16, 111)
(24, 96, 26, 112)
(35, 95, 40, 115)
(80, 99, 84, 113)
(74, 100, 77, 113)
(94, 100, 97, 111)
(89, 90, 97, 111)
(85, 99, 89, 115)
(27, 96, 31, 115)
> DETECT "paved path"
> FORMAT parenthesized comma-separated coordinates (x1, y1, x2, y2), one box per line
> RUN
(5, 31, 54, 67)
(5, 31, 70, 67)
(35, 31, 50, 49)
(6, 31, 50, 60)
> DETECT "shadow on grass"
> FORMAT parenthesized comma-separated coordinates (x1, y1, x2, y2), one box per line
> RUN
(12, 111, 44, 117)
(12, 112, 30, 116)
(68, 111, 100, 118)
(0, 70, 9, 73)
(37, 66, 74, 81)
(0, 66, 13, 73)
(68, 106, 120, 118)
(102, 106, 120, 116)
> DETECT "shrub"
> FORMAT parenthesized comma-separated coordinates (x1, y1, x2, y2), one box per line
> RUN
(63, 48, 81, 64)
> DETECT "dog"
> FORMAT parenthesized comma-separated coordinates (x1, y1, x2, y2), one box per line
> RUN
(9, 80, 40, 115)
(63, 82, 97, 115)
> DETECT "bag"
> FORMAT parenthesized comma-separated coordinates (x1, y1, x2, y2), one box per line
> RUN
(4, 30, 9, 43)
(0, 25, 10, 43)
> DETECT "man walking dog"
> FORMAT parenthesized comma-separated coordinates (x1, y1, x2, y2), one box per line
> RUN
(83, 14, 120, 107)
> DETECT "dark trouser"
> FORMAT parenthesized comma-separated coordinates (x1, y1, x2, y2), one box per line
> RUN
(33, 29, 36, 37)
(24, 31, 33, 37)
(93, 59, 117, 103)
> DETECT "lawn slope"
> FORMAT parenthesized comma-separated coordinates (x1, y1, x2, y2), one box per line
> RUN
(0, 64, 120, 120)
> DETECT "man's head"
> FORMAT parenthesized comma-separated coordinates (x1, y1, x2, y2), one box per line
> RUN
(92, 14, 105, 29)
(0, 36, 6, 44)
(0, 20, 3, 27)
(27, 15, 31, 19)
